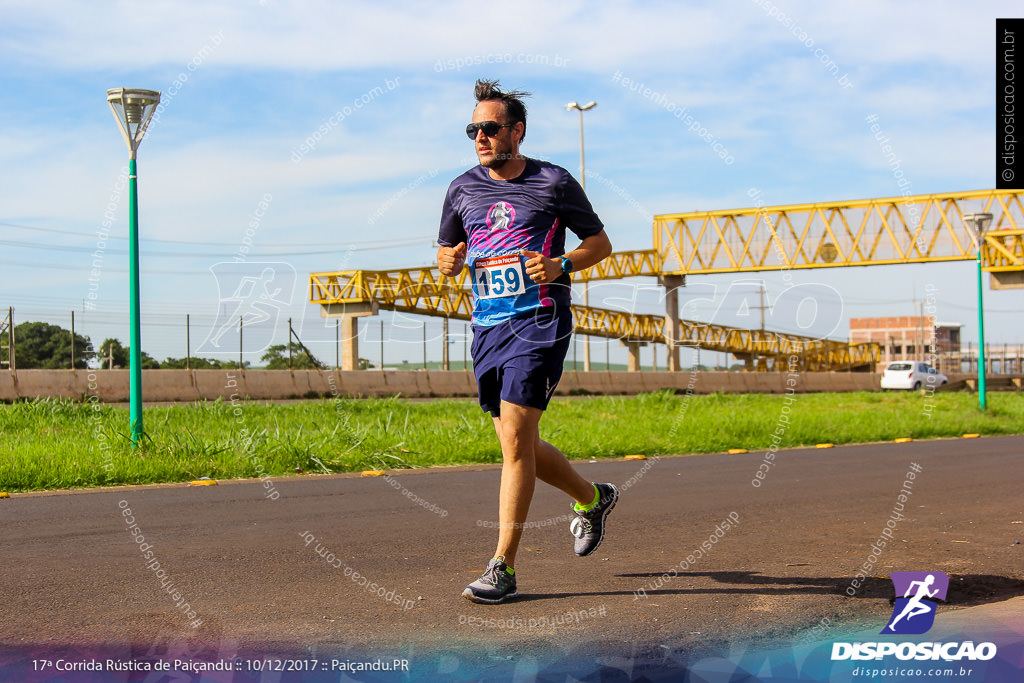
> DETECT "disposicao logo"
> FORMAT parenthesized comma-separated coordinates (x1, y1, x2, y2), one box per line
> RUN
(882, 571, 949, 635)
(831, 571, 997, 663)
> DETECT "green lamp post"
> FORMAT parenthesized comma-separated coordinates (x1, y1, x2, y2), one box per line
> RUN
(107, 88, 161, 445)
(963, 212, 993, 411)
(565, 100, 596, 371)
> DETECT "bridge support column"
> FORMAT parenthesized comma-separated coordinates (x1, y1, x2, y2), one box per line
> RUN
(582, 282, 591, 372)
(660, 275, 685, 372)
(622, 340, 644, 372)
(320, 302, 379, 371)
(442, 317, 449, 370)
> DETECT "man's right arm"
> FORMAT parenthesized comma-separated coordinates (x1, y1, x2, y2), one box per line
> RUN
(438, 183, 467, 276)
(437, 242, 467, 276)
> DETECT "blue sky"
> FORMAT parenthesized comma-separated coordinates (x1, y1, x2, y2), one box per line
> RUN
(0, 0, 1020, 368)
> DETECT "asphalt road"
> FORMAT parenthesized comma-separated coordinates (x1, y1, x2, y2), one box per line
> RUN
(2, 435, 1023, 678)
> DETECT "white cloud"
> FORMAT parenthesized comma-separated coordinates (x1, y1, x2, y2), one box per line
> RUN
(6, 0, 1004, 74)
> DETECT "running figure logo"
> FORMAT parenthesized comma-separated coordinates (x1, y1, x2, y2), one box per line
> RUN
(486, 201, 515, 232)
(198, 262, 296, 354)
(881, 571, 949, 635)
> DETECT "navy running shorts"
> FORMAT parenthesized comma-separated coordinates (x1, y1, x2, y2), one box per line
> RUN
(471, 306, 573, 417)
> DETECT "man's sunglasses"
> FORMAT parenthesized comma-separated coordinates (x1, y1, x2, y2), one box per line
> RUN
(466, 121, 514, 139)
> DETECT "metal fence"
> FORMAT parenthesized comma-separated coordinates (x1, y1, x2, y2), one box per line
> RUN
(5, 305, 1022, 375)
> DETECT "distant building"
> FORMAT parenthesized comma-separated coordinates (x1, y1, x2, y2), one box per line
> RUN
(849, 316, 961, 364)
(932, 323, 962, 354)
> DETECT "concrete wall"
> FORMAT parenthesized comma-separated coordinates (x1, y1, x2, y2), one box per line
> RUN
(0, 368, 988, 403)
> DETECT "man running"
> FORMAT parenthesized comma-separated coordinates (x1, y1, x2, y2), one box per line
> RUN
(437, 79, 619, 604)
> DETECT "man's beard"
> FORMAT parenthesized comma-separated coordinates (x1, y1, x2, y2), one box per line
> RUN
(480, 150, 511, 169)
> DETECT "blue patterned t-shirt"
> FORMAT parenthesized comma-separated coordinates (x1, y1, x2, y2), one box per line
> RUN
(437, 158, 604, 326)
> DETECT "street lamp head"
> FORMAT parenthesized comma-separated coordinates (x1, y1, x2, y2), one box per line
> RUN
(963, 212, 994, 248)
(964, 212, 993, 232)
(565, 101, 598, 112)
(107, 88, 161, 158)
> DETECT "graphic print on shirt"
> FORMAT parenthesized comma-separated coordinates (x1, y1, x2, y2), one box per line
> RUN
(437, 159, 605, 326)
(470, 200, 533, 302)
(486, 201, 516, 232)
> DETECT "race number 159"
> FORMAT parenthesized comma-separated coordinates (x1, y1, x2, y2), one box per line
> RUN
(473, 255, 527, 300)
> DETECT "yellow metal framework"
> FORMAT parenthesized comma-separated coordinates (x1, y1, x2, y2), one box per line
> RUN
(311, 189, 1024, 371)
(654, 189, 1024, 275)
(983, 228, 1024, 271)
(311, 267, 475, 318)
(573, 248, 661, 281)
(573, 306, 880, 369)
(310, 266, 880, 369)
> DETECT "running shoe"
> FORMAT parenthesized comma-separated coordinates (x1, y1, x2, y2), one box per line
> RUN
(462, 557, 518, 604)
(570, 483, 619, 556)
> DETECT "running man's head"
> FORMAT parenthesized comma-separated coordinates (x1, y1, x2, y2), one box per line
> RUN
(470, 79, 530, 170)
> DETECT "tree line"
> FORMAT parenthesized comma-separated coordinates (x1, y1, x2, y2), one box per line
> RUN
(0, 321, 336, 370)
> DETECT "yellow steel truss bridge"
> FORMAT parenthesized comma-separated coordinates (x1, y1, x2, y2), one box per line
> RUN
(311, 189, 1023, 371)
(654, 188, 1024, 278)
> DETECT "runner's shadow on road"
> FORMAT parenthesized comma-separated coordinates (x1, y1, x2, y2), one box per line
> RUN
(611, 571, 1024, 603)
(512, 592, 637, 603)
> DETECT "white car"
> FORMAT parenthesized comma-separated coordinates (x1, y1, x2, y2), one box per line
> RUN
(880, 361, 948, 391)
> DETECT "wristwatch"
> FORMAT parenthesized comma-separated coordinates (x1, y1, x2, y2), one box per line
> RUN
(559, 256, 574, 274)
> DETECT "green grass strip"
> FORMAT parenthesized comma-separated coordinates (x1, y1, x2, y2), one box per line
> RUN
(1, 391, 1021, 492)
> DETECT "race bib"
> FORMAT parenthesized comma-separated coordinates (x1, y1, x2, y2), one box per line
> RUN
(473, 254, 527, 300)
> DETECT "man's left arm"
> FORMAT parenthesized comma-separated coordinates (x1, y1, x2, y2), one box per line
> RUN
(522, 230, 612, 284)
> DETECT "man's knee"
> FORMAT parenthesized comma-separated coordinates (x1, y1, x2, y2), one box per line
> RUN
(497, 403, 541, 456)
(499, 423, 532, 458)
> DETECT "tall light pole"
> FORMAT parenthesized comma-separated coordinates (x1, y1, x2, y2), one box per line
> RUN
(565, 101, 596, 371)
(963, 213, 992, 410)
(107, 88, 161, 445)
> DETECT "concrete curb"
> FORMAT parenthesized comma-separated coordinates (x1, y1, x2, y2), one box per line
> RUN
(0, 368, 967, 403)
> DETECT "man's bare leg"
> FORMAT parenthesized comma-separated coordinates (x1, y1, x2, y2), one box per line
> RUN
(490, 401, 538, 570)
(535, 439, 596, 503)
(490, 402, 595, 569)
